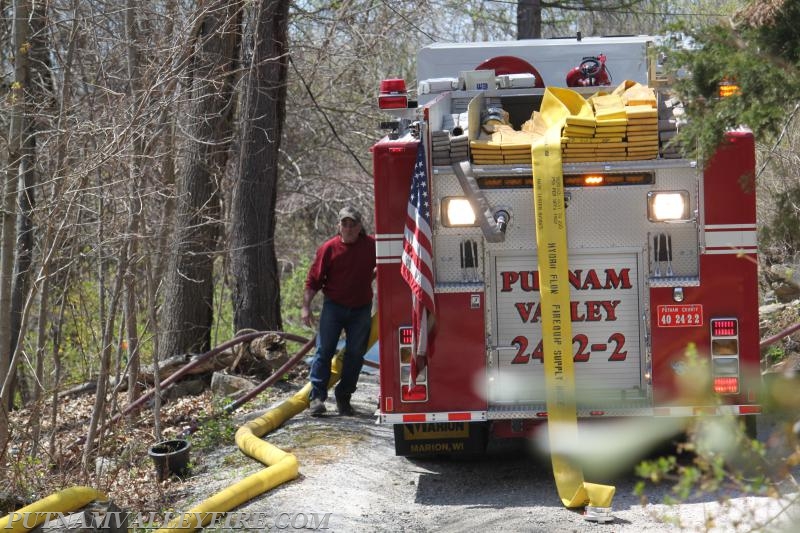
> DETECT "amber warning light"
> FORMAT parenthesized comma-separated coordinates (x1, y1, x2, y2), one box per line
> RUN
(718, 79, 741, 98)
(379, 78, 408, 110)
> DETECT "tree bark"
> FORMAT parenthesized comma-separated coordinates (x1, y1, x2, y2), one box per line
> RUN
(0, 0, 31, 452)
(230, 0, 290, 333)
(517, 0, 542, 39)
(82, 233, 127, 473)
(158, 0, 242, 357)
(124, 0, 143, 407)
(9, 0, 50, 409)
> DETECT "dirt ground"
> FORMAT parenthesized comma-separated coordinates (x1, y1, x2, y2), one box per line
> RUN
(171, 371, 800, 533)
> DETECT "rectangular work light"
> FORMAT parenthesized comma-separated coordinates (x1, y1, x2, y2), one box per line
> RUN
(648, 191, 690, 222)
(442, 197, 477, 227)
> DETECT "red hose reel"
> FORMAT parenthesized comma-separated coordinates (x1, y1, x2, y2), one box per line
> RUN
(566, 54, 612, 87)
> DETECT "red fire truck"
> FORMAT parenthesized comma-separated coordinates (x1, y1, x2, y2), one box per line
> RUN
(371, 36, 760, 456)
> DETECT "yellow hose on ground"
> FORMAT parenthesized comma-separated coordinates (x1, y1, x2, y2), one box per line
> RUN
(156, 315, 379, 532)
(153, 360, 343, 533)
(533, 88, 615, 509)
(1, 317, 378, 533)
(0, 487, 106, 533)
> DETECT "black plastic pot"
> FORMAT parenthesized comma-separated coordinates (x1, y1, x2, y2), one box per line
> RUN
(148, 439, 191, 481)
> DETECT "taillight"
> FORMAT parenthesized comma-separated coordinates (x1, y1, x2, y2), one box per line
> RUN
(710, 318, 739, 394)
(713, 376, 739, 394)
(401, 384, 427, 401)
(398, 326, 427, 402)
(379, 78, 408, 110)
(711, 318, 737, 337)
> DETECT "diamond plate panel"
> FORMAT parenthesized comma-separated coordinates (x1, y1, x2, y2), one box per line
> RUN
(431, 164, 700, 282)
(487, 400, 653, 420)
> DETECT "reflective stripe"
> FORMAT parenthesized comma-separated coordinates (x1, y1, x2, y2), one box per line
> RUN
(376, 238, 403, 259)
(380, 411, 487, 424)
(704, 248, 757, 255)
(704, 229, 757, 250)
(705, 224, 756, 230)
(380, 404, 761, 423)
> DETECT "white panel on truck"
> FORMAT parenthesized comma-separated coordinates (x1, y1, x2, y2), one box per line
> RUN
(490, 250, 644, 404)
(417, 36, 653, 90)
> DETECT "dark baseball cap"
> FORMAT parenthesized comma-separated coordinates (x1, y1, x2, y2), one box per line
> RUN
(338, 206, 362, 223)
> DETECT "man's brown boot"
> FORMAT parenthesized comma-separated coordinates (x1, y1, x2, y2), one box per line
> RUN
(336, 394, 355, 416)
(309, 398, 326, 416)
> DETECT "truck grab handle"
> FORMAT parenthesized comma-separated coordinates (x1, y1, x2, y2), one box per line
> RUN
(452, 161, 510, 243)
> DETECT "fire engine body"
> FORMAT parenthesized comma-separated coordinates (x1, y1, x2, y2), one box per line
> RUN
(371, 36, 760, 456)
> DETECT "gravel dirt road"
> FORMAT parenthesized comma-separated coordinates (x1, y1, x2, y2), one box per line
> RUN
(175, 372, 799, 532)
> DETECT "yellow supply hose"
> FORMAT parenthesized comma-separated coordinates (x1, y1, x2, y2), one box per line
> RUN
(0, 487, 106, 533)
(1, 319, 378, 533)
(533, 87, 616, 509)
(156, 315, 379, 532)
(153, 363, 343, 533)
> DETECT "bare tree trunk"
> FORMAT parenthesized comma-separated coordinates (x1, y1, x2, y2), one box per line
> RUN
(82, 235, 128, 473)
(0, 0, 31, 453)
(48, 272, 71, 460)
(124, 0, 143, 407)
(230, 0, 290, 332)
(145, 260, 163, 441)
(9, 95, 35, 409)
(32, 268, 49, 456)
(159, 0, 242, 357)
(9, 0, 50, 410)
(517, 0, 542, 39)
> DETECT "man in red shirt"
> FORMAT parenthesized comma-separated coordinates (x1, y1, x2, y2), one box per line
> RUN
(302, 206, 376, 416)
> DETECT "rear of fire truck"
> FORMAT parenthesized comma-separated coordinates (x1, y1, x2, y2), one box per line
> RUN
(371, 36, 760, 456)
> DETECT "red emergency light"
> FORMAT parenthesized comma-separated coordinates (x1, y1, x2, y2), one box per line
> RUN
(401, 384, 427, 402)
(711, 318, 737, 337)
(378, 78, 408, 110)
(713, 376, 739, 394)
(710, 317, 740, 394)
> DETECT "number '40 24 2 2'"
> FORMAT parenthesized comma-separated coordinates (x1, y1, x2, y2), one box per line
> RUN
(660, 313, 701, 326)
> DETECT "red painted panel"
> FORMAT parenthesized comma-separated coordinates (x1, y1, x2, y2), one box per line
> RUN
(372, 138, 418, 236)
(373, 134, 488, 414)
(703, 131, 756, 226)
(651, 131, 759, 405)
(424, 292, 487, 411)
(650, 253, 759, 405)
(372, 137, 418, 407)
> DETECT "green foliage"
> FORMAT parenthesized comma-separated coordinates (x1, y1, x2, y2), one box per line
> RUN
(760, 184, 800, 260)
(635, 342, 780, 525)
(6, 454, 45, 501)
(191, 400, 237, 451)
(279, 255, 314, 338)
(212, 262, 235, 344)
(667, 7, 800, 160)
(663, 3, 800, 262)
(635, 414, 777, 525)
(764, 345, 785, 365)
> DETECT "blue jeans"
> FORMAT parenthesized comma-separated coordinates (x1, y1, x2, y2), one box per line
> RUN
(309, 299, 372, 402)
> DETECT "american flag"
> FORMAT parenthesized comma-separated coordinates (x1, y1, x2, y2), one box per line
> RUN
(400, 142, 435, 385)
